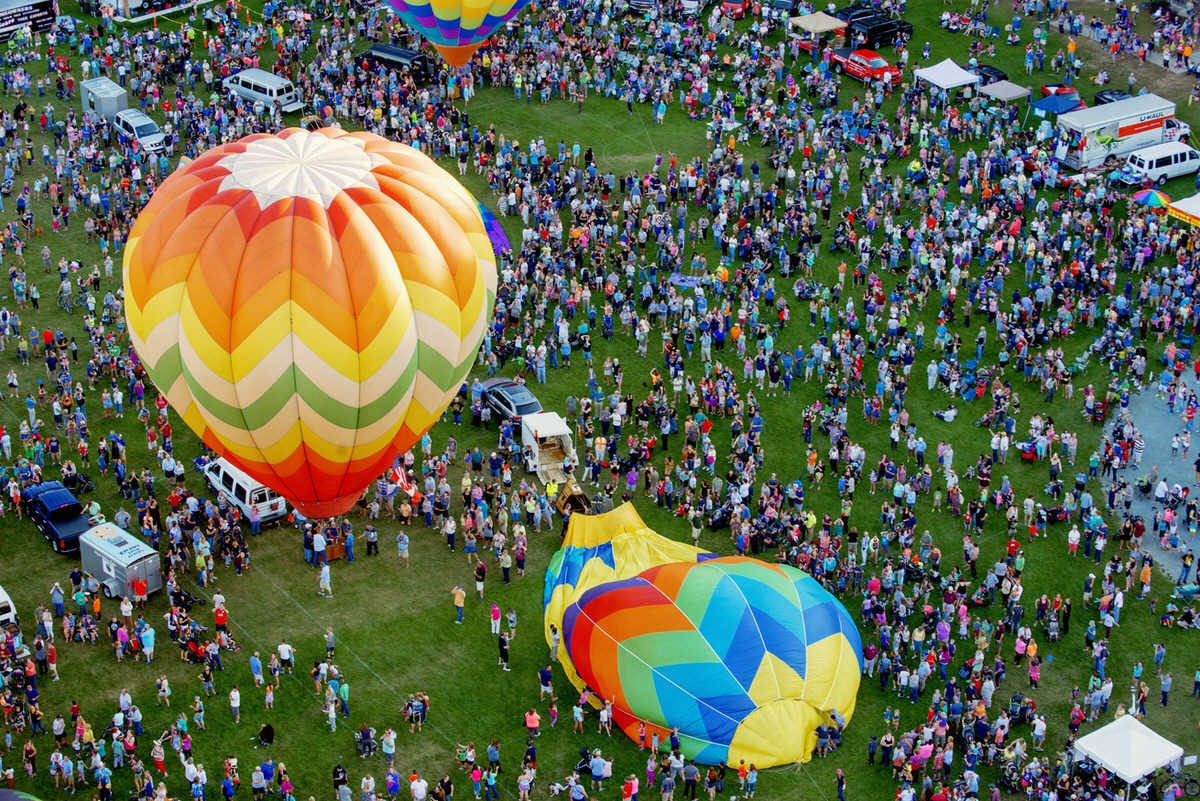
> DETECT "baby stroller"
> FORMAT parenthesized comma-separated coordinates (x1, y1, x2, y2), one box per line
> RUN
(64, 472, 96, 495)
(354, 727, 377, 758)
(997, 761, 1021, 793)
(1044, 505, 1070, 524)
(1044, 613, 1060, 642)
(171, 588, 206, 610)
(572, 749, 591, 774)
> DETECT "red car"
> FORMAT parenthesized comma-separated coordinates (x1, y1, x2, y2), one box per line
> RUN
(721, 0, 752, 16)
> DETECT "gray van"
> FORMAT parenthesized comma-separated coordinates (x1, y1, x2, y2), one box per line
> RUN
(223, 68, 305, 113)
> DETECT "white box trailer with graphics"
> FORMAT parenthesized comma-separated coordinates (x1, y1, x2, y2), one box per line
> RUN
(80, 522, 163, 599)
(1054, 94, 1191, 171)
(522, 412, 577, 484)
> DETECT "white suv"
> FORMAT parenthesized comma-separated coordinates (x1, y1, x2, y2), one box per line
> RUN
(113, 109, 166, 153)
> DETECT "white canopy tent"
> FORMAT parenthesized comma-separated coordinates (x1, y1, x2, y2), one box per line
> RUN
(1074, 716, 1183, 788)
(980, 79, 1031, 102)
(913, 58, 981, 89)
(789, 11, 845, 33)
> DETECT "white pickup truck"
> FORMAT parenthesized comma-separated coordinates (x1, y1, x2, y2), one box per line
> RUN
(522, 412, 577, 484)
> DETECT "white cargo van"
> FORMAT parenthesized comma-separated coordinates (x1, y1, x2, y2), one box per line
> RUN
(1118, 142, 1200, 186)
(223, 68, 304, 113)
(1054, 94, 1191, 171)
(204, 458, 289, 524)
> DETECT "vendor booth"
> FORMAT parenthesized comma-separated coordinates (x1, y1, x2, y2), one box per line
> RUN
(1073, 716, 1184, 799)
(788, 11, 845, 33)
(1168, 193, 1200, 227)
(980, 80, 1031, 102)
(913, 59, 982, 89)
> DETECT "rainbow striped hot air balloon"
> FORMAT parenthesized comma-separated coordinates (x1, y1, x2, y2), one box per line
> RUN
(544, 506, 862, 768)
(123, 128, 497, 518)
(384, 0, 530, 66)
(563, 558, 863, 768)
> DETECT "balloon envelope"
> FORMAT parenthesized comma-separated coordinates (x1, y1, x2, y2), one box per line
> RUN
(476, 201, 511, 255)
(124, 127, 497, 517)
(382, 0, 530, 65)
(544, 506, 862, 768)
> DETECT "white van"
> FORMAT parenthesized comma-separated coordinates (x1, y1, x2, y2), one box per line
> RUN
(0, 585, 29, 659)
(1120, 142, 1200, 187)
(204, 458, 289, 525)
(0, 585, 18, 628)
(113, 109, 165, 153)
(223, 68, 304, 113)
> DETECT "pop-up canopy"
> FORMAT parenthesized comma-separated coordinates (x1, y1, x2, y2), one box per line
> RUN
(1073, 716, 1183, 785)
(789, 11, 846, 32)
(913, 58, 981, 89)
(1168, 193, 1200, 227)
(980, 80, 1031, 102)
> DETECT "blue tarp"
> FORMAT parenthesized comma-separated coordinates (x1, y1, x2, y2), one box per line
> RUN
(1031, 93, 1084, 114)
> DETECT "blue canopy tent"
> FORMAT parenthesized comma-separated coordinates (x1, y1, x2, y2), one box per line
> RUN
(1025, 91, 1085, 124)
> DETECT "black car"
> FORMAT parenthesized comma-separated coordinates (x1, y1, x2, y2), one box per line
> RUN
(834, 1, 878, 22)
(847, 14, 913, 49)
(358, 43, 437, 84)
(968, 64, 1008, 86)
(480, 378, 544, 423)
(1095, 89, 1133, 105)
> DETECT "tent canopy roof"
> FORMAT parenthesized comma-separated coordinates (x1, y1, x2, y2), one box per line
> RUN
(1032, 93, 1084, 113)
(1073, 716, 1183, 785)
(1168, 193, 1200, 226)
(789, 11, 845, 32)
(980, 80, 1031, 102)
(523, 411, 571, 439)
(913, 58, 981, 89)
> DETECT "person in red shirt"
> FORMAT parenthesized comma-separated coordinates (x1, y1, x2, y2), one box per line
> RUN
(214, 607, 228, 633)
(132, 577, 148, 610)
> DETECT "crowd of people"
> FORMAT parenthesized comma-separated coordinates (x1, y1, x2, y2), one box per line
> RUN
(0, 0, 1196, 798)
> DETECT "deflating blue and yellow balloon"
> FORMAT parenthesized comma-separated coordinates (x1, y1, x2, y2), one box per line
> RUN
(544, 505, 862, 768)
(384, 0, 530, 66)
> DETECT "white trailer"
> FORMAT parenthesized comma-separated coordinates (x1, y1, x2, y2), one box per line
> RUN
(81, 77, 128, 121)
(1054, 94, 1190, 171)
(80, 522, 163, 600)
(522, 412, 577, 484)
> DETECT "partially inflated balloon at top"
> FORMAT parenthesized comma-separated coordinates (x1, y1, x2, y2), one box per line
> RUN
(384, 0, 530, 66)
(124, 128, 497, 518)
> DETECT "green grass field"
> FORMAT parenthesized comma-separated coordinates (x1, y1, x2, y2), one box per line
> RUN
(0, 1, 1198, 801)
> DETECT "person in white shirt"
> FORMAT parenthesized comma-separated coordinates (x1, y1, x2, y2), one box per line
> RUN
(932, 405, 959, 422)
(277, 640, 294, 673)
(229, 687, 241, 723)
(411, 773, 428, 801)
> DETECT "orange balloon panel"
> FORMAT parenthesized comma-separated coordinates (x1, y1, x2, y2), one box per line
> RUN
(124, 128, 497, 517)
